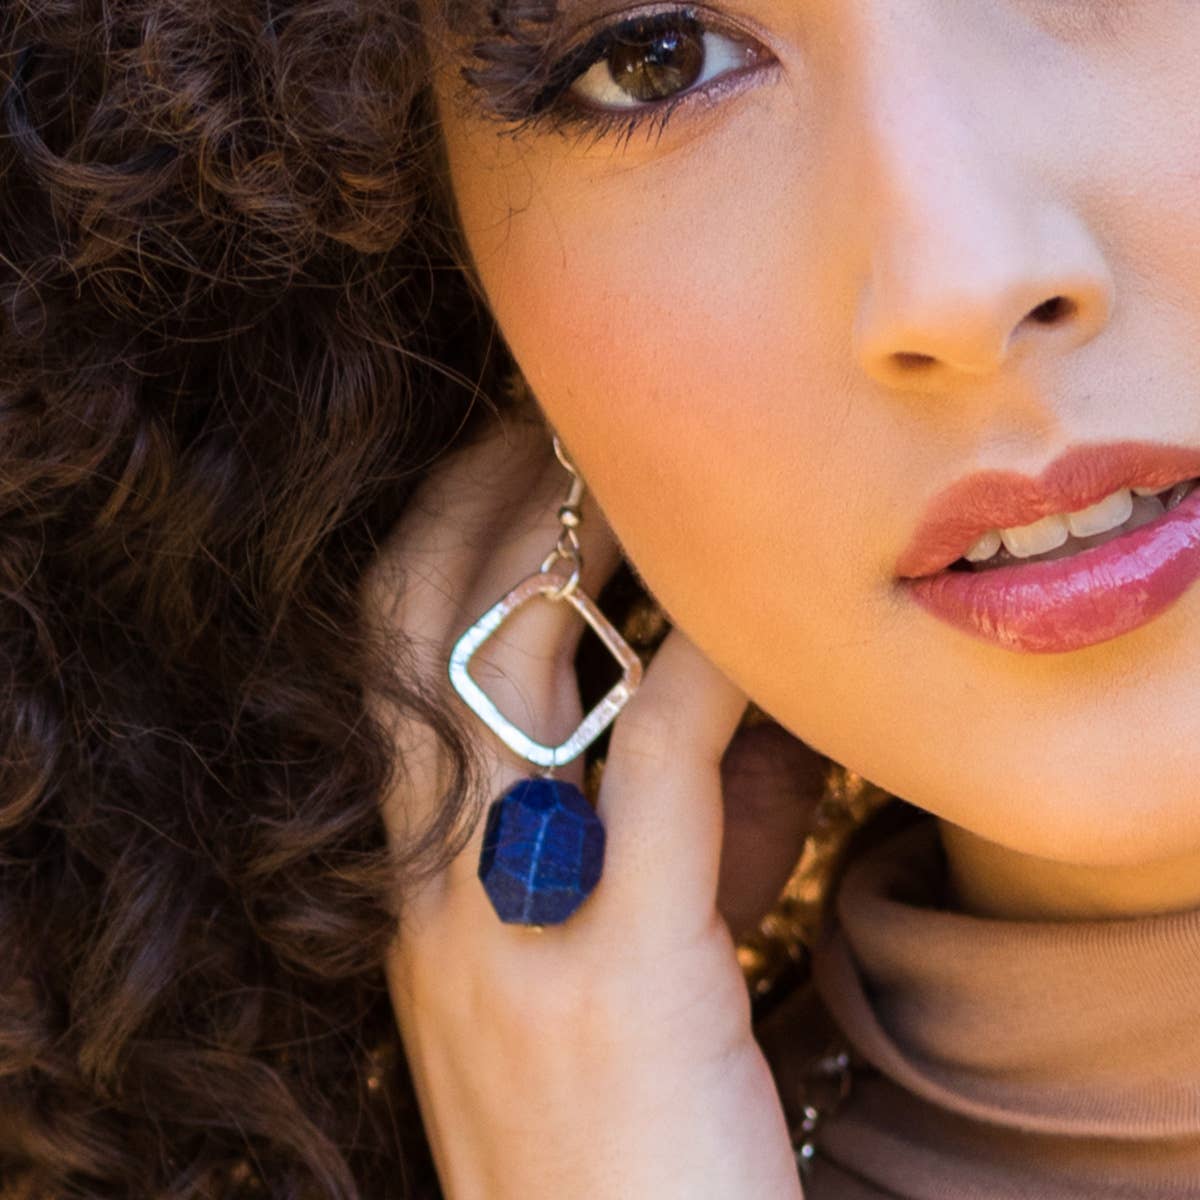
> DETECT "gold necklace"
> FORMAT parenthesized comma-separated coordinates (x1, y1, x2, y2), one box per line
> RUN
(791, 1037, 855, 1181)
(731, 759, 893, 1184)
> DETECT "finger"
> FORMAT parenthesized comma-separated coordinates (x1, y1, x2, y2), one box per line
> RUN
(715, 721, 827, 941)
(591, 626, 750, 945)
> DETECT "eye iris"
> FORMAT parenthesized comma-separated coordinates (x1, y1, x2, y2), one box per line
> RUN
(607, 23, 704, 102)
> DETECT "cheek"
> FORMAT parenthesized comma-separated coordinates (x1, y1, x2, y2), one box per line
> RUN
(449, 139, 901, 722)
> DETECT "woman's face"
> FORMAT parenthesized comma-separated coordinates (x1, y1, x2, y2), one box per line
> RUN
(425, 1, 1200, 870)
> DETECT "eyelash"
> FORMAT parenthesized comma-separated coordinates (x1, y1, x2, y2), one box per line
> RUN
(504, 7, 774, 148)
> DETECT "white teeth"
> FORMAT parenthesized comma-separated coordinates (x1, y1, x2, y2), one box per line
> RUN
(999, 512, 1070, 559)
(1064, 487, 1134, 538)
(964, 529, 1003, 562)
(960, 481, 1194, 566)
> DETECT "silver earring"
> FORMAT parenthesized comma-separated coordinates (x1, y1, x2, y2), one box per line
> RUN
(447, 435, 643, 927)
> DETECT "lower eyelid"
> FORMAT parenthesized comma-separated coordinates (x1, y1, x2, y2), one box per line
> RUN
(684, 56, 781, 118)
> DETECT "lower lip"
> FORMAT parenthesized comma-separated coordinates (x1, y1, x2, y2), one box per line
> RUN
(902, 486, 1200, 653)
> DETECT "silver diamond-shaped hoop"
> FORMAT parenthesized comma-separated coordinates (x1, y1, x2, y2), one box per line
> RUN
(448, 561, 644, 770)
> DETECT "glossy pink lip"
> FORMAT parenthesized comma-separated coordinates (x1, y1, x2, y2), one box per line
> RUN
(896, 440, 1200, 654)
(896, 441, 1200, 579)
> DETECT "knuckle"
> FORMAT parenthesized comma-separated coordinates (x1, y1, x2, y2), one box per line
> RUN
(607, 701, 684, 770)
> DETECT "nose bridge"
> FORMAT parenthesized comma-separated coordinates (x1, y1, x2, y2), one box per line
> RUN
(841, 2, 1113, 388)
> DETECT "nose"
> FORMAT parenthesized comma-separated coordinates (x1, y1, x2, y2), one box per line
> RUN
(846, 8, 1114, 391)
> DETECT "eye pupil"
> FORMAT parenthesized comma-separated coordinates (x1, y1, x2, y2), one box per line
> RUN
(608, 25, 704, 101)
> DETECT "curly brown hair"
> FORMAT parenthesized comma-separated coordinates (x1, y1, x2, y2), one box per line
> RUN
(0, 0, 861, 1192)
(0, 1, 534, 1194)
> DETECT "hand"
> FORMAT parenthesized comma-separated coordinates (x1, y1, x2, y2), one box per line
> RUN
(365, 409, 808, 1199)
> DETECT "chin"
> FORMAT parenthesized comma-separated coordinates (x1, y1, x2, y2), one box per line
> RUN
(839, 716, 1200, 869)
(924, 755, 1200, 869)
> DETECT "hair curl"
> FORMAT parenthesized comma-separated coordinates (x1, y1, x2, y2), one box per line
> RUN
(0, 1, 857, 1192)
(0, 1, 522, 1195)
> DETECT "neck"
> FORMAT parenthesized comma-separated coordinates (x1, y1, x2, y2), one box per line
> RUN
(937, 817, 1200, 920)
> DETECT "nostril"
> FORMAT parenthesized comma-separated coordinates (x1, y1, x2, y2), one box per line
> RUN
(893, 352, 937, 369)
(878, 297, 1080, 379)
(1029, 296, 1075, 324)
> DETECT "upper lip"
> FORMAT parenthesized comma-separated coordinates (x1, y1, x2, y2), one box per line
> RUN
(896, 440, 1200, 579)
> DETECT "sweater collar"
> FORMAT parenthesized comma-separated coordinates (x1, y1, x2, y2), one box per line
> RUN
(810, 805, 1200, 1139)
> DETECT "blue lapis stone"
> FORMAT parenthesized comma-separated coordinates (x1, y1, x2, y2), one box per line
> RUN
(477, 777, 605, 925)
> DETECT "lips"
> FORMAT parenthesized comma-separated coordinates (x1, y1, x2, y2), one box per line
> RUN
(904, 487, 1200, 653)
(895, 441, 1200, 580)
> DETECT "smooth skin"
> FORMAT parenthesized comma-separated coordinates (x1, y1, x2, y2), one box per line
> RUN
(426, 0, 1200, 920)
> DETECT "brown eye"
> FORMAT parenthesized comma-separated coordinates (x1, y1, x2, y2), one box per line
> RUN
(606, 23, 705, 102)
(566, 13, 763, 112)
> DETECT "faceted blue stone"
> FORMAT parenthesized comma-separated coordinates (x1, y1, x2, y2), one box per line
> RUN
(477, 777, 605, 925)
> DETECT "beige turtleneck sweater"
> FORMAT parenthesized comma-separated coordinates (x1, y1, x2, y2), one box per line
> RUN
(756, 802, 1200, 1198)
